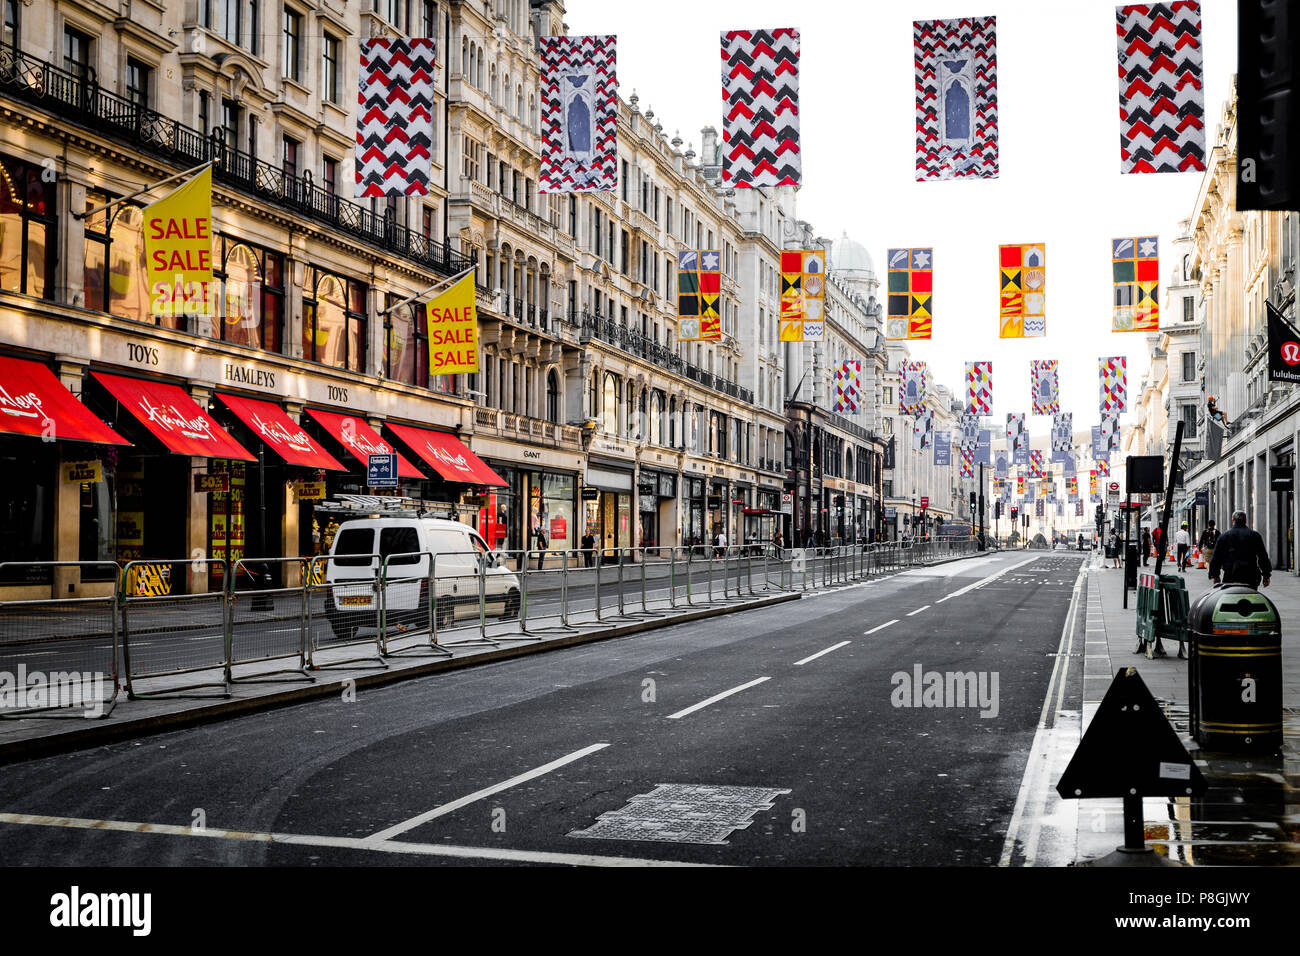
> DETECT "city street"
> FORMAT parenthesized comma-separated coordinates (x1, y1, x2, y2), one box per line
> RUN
(0, 551, 1085, 866)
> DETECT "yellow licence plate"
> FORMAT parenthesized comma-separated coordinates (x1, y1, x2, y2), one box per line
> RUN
(339, 596, 373, 606)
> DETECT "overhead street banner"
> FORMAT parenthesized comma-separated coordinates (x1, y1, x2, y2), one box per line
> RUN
(144, 166, 214, 321)
(426, 271, 479, 375)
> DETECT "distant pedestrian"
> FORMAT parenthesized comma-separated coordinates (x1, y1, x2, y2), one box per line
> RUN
(581, 532, 596, 568)
(1175, 522, 1191, 571)
(1198, 520, 1219, 569)
(1209, 511, 1271, 589)
(1152, 525, 1163, 561)
(1140, 527, 1152, 566)
(1109, 529, 1121, 568)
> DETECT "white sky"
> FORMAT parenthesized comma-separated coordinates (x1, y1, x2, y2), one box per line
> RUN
(564, 0, 1239, 439)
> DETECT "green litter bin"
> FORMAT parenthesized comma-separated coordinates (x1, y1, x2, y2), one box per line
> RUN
(1187, 585, 1282, 753)
(1135, 571, 1190, 654)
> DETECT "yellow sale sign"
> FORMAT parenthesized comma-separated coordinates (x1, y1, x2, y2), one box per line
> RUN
(144, 167, 214, 321)
(426, 272, 478, 375)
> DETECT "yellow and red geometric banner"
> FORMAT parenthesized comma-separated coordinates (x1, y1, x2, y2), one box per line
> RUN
(1100, 356, 1128, 413)
(779, 249, 826, 342)
(886, 247, 932, 340)
(677, 249, 722, 341)
(999, 243, 1046, 338)
(1111, 237, 1158, 331)
(966, 360, 992, 414)
(834, 359, 860, 413)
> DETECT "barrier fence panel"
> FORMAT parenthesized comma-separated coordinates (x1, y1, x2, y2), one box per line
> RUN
(0, 562, 120, 719)
(120, 558, 230, 699)
(307, 554, 387, 670)
(377, 551, 452, 659)
(488, 549, 540, 641)
(429, 551, 498, 649)
(228, 557, 313, 682)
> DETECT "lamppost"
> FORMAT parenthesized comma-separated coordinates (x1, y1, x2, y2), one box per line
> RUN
(911, 488, 916, 540)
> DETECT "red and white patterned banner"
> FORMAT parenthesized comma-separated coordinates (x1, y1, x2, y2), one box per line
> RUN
(900, 360, 927, 415)
(1116, 2, 1205, 174)
(834, 359, 861, 413)
(1100, 356, 1128, 413)
(966, 360, 992, 414)
(721, 28, 800, 188)
(1031, 360, 1059, 414)
(959, 446, 975, 479)
(914, 17, 998, 180)
(538, 36, 617, 193)
(356, 39, 436, 197)
(912, 409, 933, 450)
(1029, 449, 1045, 479)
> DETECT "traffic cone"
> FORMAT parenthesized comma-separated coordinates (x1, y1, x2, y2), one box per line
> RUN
(1196, 547, 1206, 569)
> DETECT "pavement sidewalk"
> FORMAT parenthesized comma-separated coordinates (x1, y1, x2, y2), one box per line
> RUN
(1075, 549, 1300, 865)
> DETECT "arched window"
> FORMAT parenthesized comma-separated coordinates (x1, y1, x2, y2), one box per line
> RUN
(546, 369, 560, 423)
(529, 93, 537, 132)
(106, 205, 151, 325)
(490, 64, 498, 104)
(221, 243, 262, 348)
(669, 396, 677, 447)
(944, 81, 970, 140)
(650, 391, 663, 445)
(602, 372, 618, 434)
(516, 83, 524, 121)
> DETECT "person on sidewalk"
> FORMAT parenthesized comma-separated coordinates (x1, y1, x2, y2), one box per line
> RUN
(1141, 526, 1152, 566)
(1108, 529, 1121, 568)
(1209, 511, 1271, 589)
(1152, 525, 1163, 562)
(1198, 520, 1219, 569)
(1175, 522, 1191, 571)
(581, 532, 596, 568)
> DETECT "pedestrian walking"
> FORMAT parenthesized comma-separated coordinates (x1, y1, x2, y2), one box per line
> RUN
(1140, 527, 1151, 566)
(1198, 520, 1219, 569)
(1108, 529, 1121, 568)
(534, 526, 548, 570)
(1175, 522, 1191, 571)
(1152, 525, 1163, 562)
(714, 528, 728, 558)
(1209, 511, 1271, 589)
(581, 531, 596, 568)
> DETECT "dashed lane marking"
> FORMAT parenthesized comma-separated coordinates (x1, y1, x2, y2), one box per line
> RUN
(792, 641, 851, 666)
(906, 605, 930, 616)
(365, 743, 610, 843)
(864, 619, 899, 635)
(666, 677, 771, 720)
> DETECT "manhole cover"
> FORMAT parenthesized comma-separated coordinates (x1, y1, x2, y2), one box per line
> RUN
(569, 783, 791, 846)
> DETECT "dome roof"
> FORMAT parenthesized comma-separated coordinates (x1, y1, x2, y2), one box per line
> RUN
(831, 232, 874, 274)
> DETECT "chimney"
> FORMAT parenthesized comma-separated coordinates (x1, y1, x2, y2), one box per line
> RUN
(700, 126, 717, 164)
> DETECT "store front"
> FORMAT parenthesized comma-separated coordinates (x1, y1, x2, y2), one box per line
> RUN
(474, 442, 583, 555)
(1273, 447, 1294, 572)
(744, 488, 780, 550)
(683, 476, 706, 550)
(584, 462, 634, 559)
(636, 469, 676, 552)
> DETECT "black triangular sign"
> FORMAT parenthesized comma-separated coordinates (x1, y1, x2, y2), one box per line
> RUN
(1267, 301, 1300, 384)
(1056, 668, 1207, 799)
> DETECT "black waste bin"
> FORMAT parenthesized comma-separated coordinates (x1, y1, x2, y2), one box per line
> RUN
(1124, 544, 1138, 589)
(1187, 584, 1283, 753)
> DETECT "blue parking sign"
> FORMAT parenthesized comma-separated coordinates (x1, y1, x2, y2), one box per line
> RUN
(367, 453, 398, 487)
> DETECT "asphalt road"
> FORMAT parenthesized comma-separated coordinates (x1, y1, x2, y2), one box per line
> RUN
(0, 549, 1086, 866)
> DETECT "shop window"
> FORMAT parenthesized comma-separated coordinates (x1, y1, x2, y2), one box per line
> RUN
(0, 154, 56, 298)
(602, 372, 618, 435)
(3, 0, 18, 51)
(649, 391, 662, 445)
(0, 442, 55, 576)
(303, 267, 367, 372)
(212, 241, 284, 351)
(546, 370, 560, 423)
(385, 299, 428, 388)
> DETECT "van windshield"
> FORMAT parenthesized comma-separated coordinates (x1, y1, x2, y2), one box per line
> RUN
(380, 526, 421, 565)
(333, 527, 375, 566)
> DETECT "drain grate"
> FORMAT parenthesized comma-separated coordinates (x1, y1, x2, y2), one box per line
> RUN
(570, 783, 791, 846)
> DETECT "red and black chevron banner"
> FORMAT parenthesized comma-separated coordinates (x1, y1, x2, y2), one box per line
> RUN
(721, 28, 800, 188)
(1116, 2, 1206, 174)
(355, 39, 435, 198)
(914, 17, 998, 181)
(538, 36, 617, 193)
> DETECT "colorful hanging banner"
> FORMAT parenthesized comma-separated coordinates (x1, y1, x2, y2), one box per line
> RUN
(966, 361, 992, 414)
(1068, 476, 1079, 498)
(779, 249, 826, 342)
(1116, 2, 1205, 174)
(1007, 412, 1029, 464)
(1111, 237, 1159, 331)
(1100, 356, 1129, 413)
(994, 447, 1010, 478)
(1076, 500, 1085, 517)
(959, 446, 975, 479)
(1017, 475, 1025, 496)
(538, 35, 618, 193)
(356, 38, 436, 197)
(1051, 412, 1073, 461)
(1029, 449, 1045, 479)
(144, 166, 214, 322)
(1096, 459, 1111, 477)
(678, 249, 722, 341)
(885, 248, 933, 340)
(1100, 409, 1122, 456)
(721, 28, 801, 188)
(933, 430, 952, 466)
(914, 16, 998, 181)
(912, 408, 933, 450)
(426, 271, 478, 375)
(834, 359, 861, 413)
(899, 361, 927, 415)
(1031, 360, 1060, 414)
(1089, 470, 1097, 496)
(958, 412, 979, 450)
(999, 244, 1046, 338)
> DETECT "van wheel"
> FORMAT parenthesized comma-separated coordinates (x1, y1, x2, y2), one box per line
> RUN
(503, 589, 520, 620)
(435, 601, 455, 631)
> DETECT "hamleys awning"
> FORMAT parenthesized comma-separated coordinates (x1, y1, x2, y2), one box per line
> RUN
(304, 409, 421, 479)
(92, 371, 254, 460)
(0, 356, 129, 445)
(385, 423, 506, 486)
(216, 394, 346, 470)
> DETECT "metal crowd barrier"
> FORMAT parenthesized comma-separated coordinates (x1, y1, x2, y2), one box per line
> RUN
(120, 558, 230, 699)
(229, 557, 313, 683)
(0, 561, 121, 719)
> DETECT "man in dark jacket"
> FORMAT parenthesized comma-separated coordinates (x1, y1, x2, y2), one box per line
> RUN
(1209, 511, 1271, 588)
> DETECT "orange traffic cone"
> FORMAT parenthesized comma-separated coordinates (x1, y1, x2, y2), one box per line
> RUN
(1196, 547, 1206, 569)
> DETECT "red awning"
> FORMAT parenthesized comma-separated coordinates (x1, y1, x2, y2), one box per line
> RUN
(386, 423, 506, 486)
(92, 371, 254, 460)
(216, 394, 346, 471)
(0, 356, 129, 445)
(304, 409, 422, 479)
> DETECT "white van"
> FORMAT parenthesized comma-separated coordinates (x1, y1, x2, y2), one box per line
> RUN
(322, 516, 520, 638)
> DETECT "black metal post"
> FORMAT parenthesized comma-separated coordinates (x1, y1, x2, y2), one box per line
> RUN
(1154, 421, 1185, 577)
(1123, 490, 1132, 609)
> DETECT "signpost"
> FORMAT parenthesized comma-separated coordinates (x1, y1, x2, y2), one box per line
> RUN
(367, 453, 398, 488)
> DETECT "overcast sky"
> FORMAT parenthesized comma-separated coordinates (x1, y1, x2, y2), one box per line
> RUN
(564, 0, 1239, 438)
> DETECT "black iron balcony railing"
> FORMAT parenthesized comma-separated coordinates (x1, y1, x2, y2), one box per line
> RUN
(575, 313, 754, 405)
(0, 48, 474, 278)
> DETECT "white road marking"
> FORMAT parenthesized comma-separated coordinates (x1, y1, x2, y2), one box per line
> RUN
(0, 811, 712, 867)
(864, 619, 899, 635)
(793, 641, 850, 666)
(365, 743, 609, 843)
(936, 556, 1039, 602)
(666, 677, 771, 720)
(906, 605, 930, 616)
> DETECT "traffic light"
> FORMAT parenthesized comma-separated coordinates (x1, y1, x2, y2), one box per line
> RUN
(969, 491, 977, 513)
(994, 501, 1002, 519)
(1237, 1, 1298, 211)
(1010, 506, 1018, 520)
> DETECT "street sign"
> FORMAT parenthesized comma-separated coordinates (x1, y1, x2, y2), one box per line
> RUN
(581, 487, 600, 501)
(780, 492, 793, 514)
(1195, 489, 1209, 506)
(1269, 465, 1293, 491)
(367, 453, 398, 488)
(1108, 481, 1120, 494)
(920, 496, 929, 509)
